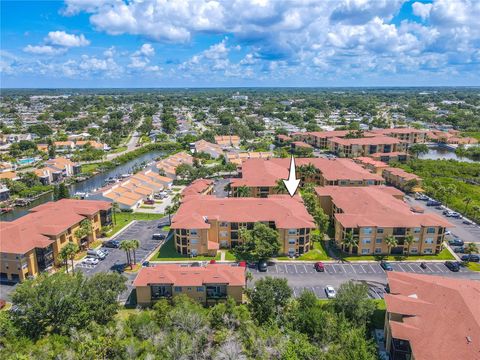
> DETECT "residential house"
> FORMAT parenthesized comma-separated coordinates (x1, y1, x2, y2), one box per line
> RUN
(191, 140, 224, 159)
(54, 141, 75, 153)
(315, 186, 451, 256)
(156, 152, 194, 178)
(134, 264, 246, 306)
(171, 195, 316, 257)
(182, 179, 214, 197)
(384, 272, 480, 360)
(0, 199, 111, 282)
(214, 135, 241, 148)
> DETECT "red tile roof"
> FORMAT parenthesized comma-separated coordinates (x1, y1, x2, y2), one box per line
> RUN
(383, 167, 421, 181)
(373, 128, 427, 135)
(292, 141, 313, 148)
(0, 199, 110, 254)
(171, 195, 316, 230)
(385, 272, 480, 360)
(329, 135, 401, 146)
(182, 179, 213, 196)
(231, 158, 383, 187)
(315, 186, 452, 228)
(133, 264, 246, 287)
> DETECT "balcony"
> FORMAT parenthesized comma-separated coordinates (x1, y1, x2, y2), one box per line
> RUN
(206, 285, 227, 299)
(390, 338, 412, 360)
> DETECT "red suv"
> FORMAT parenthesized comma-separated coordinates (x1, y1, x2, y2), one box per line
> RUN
(314, 262, 325, 272)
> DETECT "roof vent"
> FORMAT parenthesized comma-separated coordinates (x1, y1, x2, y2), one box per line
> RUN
(466, 336, 472, 344)
(407, 293, 418, 299)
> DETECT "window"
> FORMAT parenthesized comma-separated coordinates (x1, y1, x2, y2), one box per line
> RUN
(377, 228, 384, 234)
(190, 239, 198, 245)
(288, 238, 296, 245)
(190, 229, 198, 236)
(375, 248, 382, 254)
(219, 231, 228, 238)
(425, 238, 434, 244)
(414, 227, 421, 233)
(219, 222, 228, 227)
(367, 180, 375, 185)
(410, 248, 418, 254)
(362, 249, 370, 254)
(426, 227, 435, 234)
(423, 249, 433, 254)
(196, 287, 204, 292)
(363, 227, 372, 235)
(288, 229, 297, 235)
(376, 238, 382, 244)
(362, 238, 371, 244)
(174, 287, 182, 292)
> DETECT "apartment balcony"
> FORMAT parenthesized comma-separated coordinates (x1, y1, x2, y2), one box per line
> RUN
(389, 338, 412, 360)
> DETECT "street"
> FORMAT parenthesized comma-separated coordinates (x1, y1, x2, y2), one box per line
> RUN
(249, 261, 480, 299)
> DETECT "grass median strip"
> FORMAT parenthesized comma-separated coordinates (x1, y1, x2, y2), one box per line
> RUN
(151, 236, 219, 261)
(107, 212, 164, 237)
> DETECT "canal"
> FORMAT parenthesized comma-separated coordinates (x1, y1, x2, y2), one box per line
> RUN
(1, 150, 165, 221)
(419, 145, 477, 163)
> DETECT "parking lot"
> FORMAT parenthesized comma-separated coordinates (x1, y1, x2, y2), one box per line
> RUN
(250, 261, 480, 299)
(405, 196, 480, 243)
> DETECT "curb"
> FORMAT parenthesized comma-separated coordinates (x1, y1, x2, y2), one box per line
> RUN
(109, 220, 138, 240)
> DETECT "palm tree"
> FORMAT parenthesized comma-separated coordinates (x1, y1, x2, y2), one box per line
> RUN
(341, 231, 357, 254)
(58, 247, 69, 274)
(165, 205, 175, 225)
(464, 243, 479, 262)
(235, 185, 251, 197)
(471, 205, 480, 222)
(130, 239, 140, 265)
(404, 234, 415, 255)
(119, 240, 132, 269)
(384, 235, 398, 255)
(59, 242, 79, 274)
(463, 197, 472, 215)
(112, 202, 120, 225)
(444, 184, 457, 208)
(272, 179, 287, 194)
(298, 163, 317, 183)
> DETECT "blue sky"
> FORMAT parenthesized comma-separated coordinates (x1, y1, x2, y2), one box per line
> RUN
(1, 0, 480, 88)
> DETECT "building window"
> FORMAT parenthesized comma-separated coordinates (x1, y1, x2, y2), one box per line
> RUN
(363, 227, 372, 235)
(377, 228, 384, 234)
(362, 249, 370, 254)
(219, 222, 228, 227)
(423, 249, 433, 254)
(288, 238, 296, 245)
(414, 228, 421, 233)
(362, 238, 371, 244)
(190, 229, 198, 236)
(190, 239, 198, 245)
(376, 238, 382, 244)
(219, 231, 228, 238)
(196, 287, 204, 292)
(288, 229, 297, 235)
(426, 227, 435, 234)
(174, 287, 182, 292)
(375, 248, 382, 254)
(410, 248, 418, 254)
(425, 238, 434, 244)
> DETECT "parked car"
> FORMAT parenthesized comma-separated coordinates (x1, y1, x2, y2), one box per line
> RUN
(450, 212, 461, 218)
(142, 261, 150, 267)
(144, 199, 155, 205)
(314, 262, 325, 272)
(191, 262, 202, 267)
(445, 261, 460, 272)
(103, 240, 120, 248)
(111, 263, 126, 273)
(380, 260, 393, 271)
(86, 249, 106, 260)
(461, 254, 480, 262)
(426, 200, 441, 206)
(82, 257, 99, 266)
(453, 246, 465, 253)
(462, 219, 473, 225)
(325, 286, 336, 299)
(152, 233, 166, 240)
(448, 238, 464, 247)
(258, 259, 268, 272)
(415, 193, 429, 201)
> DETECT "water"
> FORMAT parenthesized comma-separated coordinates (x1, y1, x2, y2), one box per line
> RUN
(1, 151, 165, 221)
(419, 145, 476, 163)
(18, 157, 38, 165)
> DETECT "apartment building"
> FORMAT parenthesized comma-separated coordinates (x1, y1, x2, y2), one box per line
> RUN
(353, 157, 389, 175)
(171, 195, 316, 257)
(214, 135, 241, 148)
(34, 157, 81, 185)
(384, 272, 479, 360)
(369, 151, 409, 163)
(182, 179, 214, 197)
(373, 128, 427, 144)
(226, 151, 274, 167)
(382, 167, 423, 192)
(230, 158, 384, 197)
(328, 136, 407, 158)
(156, 151, 194, 178)
(315, 186, 451, 256)
(0, 199, 111, 282)
(292, 130, 376, 149)
(134, 264, 246, 306)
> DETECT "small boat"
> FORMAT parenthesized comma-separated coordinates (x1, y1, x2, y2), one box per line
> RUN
(0, 207, 13, 214)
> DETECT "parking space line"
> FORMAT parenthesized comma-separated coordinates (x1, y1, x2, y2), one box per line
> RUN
(406, 264, 416, 273)
(332, 265, 337, 273)
(434, 264, 445, 272)
(368, 264, 376, 273)
(354, 265, 364, 274)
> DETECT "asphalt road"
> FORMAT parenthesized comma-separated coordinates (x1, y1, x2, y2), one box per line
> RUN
(249, 261, 480, 299)
(405, 196, 480, 243)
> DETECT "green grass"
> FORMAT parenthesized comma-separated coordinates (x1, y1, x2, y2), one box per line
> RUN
(332, 247, 454, 262)
(108, 212, 164, 236)
(140, 205, 155, 209)
(151, 236, 218, 261)
(467, 262, 480, 271)
(161, 225, 170, 231)
(370, 299, 386, 330)
(276, 240, 331, 261)
(80, 163, 101, 174)
(223, 250, 236, 261)
(111, 146, 128, 154)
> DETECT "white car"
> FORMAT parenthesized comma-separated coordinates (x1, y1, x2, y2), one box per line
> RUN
(82, 257, 99, 266)
(325, 285, 336, 299)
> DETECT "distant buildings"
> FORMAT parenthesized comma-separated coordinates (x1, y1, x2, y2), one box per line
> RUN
(226, 151, 274, 167)
(0, 199, 111, 282)
(214, 135, 241, 149)
(171, 195, 315, 257)
(382, 167, 423, 192)
(156, 152, 194, 178)
(315, 186, 451, 255)
(134, 264, 246, 306)
(181, 179, 214, 197)
(190, 139, 223, 159)
(384, 272, 480, 360)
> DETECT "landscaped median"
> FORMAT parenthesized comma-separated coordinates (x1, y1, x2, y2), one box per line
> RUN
(106, 211, 165, 237)
(150, 236, 222, 262)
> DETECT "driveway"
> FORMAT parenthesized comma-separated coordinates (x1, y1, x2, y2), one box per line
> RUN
(405, 196, 480, 243)
(249, 261, 480, 299)
(213, 178, 230, 198)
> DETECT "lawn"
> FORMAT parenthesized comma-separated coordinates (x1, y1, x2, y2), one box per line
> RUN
(224, 250, 236, 261)
(151, 236, 219, 261)
(276, 240, 330, 261)
(107, 212, 164, 236)
(331, 247, 454, 262)
(370, 299, 386, 330)
(111, 146, 128, 154)
(466, 262, 480, 271)
(80, 163, 101, 174)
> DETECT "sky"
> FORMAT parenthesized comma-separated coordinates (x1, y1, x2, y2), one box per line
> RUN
(1, 0, 480, 88)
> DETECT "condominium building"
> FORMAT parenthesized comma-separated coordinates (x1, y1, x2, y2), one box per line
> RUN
(369, 151, 409, 163)
(134, 264, 246, 306)
(214, 135, 241, 148)
(292, 130, 377, 149)
(171, 195, 316, 257)
(226, 151, 274, 167)
(190, 139, 224, 159)
(156, 152, 194, 178)
(372, 128, 427, 144)
(0, 199, 111, 282)
(182, 179, 214, 197)
(315, 186, 451, 255)
(353, 157, 389, 175)
(384, 272, 479, 360)
(328, 136, 407, 158)
(230, 158, 384, 198)
(382, 167, 423, 192)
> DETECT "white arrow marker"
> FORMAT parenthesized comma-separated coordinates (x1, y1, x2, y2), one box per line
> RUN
(283, 155, 300, 197)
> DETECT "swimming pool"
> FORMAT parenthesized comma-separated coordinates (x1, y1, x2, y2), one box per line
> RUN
(17, 158, 37, 165)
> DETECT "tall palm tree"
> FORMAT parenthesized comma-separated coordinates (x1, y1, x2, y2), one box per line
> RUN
(464, 243, 479, 262)
(444, 184, 457, 208)
(112, 202, 120, 225)
(119, 240, 132, 269)
(341, 231, 357, 254)
(130, 239, 140, 265)
(58, 247, 69, 274)
(384, 235, 398, 255)
(60, 242, 79, 274)
(235, 185, 251, 197)
(165, 205, 175, 225)
(404, 234, 415, 255)
(273, 179, 287, 194)
(298, 163, 317, 183)
(463, 197, 472, 215)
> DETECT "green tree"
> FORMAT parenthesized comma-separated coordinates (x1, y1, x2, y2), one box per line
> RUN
(408, 143, 429, 158)
(384, 234, 398, 255)
(464, 242, 479, 262)
(404, 234, 415, 255)
(248, 277, 292, 324)
(273, 179, 287, 194)
(233, 222, 280, 261)
(54, 183, 70, 200)
(463, 197, 472, 215)
(58, 242, 79, 274)
(235, 185, 251, 197)
(119, 240, 132, 269)
(332, 281, 376, 327)
(130, 239, 140, 265)
(165, 205, 175, 225)
(472, 205, 480, 221)
(341, 231, 357, 254)
(111, 202, 120, 225)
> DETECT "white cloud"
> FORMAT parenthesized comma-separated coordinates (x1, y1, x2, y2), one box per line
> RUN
(412, 2, 432, 20)
(23, 45, 67, 55)
(46, 31, 90, 47)
(134, 43, 155, 57)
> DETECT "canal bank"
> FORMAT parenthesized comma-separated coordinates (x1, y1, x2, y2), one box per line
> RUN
(419, 144, 477, 163)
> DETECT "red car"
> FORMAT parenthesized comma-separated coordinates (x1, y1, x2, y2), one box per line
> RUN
(314, 262, 325, 272)
(144, 199, 155, 205)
